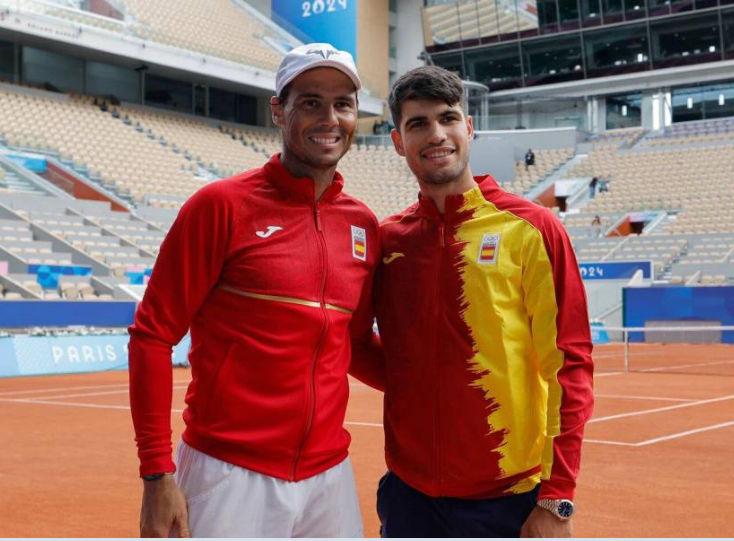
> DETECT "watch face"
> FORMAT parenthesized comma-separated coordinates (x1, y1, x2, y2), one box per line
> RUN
(557, 500, 574, 518)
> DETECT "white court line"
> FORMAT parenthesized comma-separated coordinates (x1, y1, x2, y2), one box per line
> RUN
(588, 394, 734, 424)
(36, 386, 188, 401)
(639, 359, 734, 373)
(594, 372, 624, 377)
(0, 398, 133, 411)
(346, 423, 639, 448)
(3, 397, 732, 449)
(583, 438, 637, 447)
(594, 393, 695, 402)
(635, 420, 734, 446)
(0, 380, 190, 398)
(0, 379, 361, 399)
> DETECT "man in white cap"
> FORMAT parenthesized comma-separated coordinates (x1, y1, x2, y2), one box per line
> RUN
(129, 43, 380, 537)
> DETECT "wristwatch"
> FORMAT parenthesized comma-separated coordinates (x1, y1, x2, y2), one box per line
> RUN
(142, 473, 167, 482)
(537, 498, 575, 520)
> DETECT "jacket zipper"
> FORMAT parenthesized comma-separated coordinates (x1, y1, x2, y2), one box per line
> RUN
(432, 221, 446, 487)
(290, 203, 329, 480)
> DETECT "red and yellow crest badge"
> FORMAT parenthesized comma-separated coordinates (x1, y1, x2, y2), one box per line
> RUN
(478, 233, 500, 265)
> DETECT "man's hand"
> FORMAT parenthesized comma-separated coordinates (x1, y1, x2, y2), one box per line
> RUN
(520, 506, 573, 538)
(140, 474, 190, 538)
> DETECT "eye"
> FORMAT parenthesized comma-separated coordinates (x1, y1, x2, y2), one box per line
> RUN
(302, 99, 319, 108)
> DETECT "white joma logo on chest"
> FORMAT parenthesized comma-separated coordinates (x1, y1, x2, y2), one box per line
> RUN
(256, 226, 283, 238)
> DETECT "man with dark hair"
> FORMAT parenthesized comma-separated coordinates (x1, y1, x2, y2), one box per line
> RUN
(351, 66, 594, 537)
(525, 148, 536, 170)
(130, 43, 379, 538)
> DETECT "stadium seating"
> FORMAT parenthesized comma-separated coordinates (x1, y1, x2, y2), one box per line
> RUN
(113, 105, 270, 178)
(424, 0, 536, 45)
(338, 145, 419, 221)
(506, 148, 574, 194)
(4, 73, 734, 292)
(122, 0, 287, 71)
(5, 0, 291, 72)
(642, 118, 734, 147)
(587, 127, 644, 147)
(0, 87, 205, 204)
(567, 143, 734, 234)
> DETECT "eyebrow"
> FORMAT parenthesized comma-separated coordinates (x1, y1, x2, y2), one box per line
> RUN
(405, 108, 460, 126)
(404, 115, 428, 127)
(295, 93, 356, 102)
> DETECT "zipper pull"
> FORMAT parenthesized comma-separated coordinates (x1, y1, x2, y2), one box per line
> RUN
(314, 206, 322, 231)
(439, 223, 445, 247)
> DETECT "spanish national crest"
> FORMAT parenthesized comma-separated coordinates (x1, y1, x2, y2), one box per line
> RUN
(351, 225, 367, 261)
(478, 233, 500, 265)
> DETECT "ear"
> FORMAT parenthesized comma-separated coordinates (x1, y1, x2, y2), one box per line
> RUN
(391, 128, 405, 157)
(465, 115, 474, 140)
(270, 96, 284, 128)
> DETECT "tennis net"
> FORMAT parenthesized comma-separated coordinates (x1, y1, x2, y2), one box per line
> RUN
(592, 324, 734, 376)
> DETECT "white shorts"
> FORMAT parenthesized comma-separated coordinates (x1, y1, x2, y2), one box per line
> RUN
(173, 440, 364, 538)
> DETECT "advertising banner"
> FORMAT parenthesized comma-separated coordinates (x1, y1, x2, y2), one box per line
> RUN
(579, 261, 653, 280)
(0, 334, 192, 377)
(272, 0, 357, 59)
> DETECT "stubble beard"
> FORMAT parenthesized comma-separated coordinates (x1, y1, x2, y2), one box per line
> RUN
(420, 155, 469, 186)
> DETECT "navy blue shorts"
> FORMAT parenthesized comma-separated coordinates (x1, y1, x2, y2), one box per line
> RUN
(376, 471, 539, 538)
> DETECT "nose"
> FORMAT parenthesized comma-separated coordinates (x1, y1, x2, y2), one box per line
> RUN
(426, 122, 447, 145)
(317, 104, 339, 128)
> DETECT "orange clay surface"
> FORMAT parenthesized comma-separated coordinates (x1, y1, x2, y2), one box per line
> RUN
(1, 365, 733, 537)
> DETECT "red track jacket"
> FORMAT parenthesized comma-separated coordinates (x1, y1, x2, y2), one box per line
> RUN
(352, 176, 594, 500)
(129, 154, 379, 481)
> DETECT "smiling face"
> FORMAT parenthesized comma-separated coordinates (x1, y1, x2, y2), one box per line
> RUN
(271, 67, 358, 175)
(391, 99, 474, 187)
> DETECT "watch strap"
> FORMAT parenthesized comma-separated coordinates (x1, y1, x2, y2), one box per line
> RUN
(537, 498, 575, 520)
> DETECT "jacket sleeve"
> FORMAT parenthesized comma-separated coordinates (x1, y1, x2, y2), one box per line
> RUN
(348, 224, 386, 392)
(348, 275, 385, 392)
(522, 211, 594, 500)
(128, 183, 234, 477)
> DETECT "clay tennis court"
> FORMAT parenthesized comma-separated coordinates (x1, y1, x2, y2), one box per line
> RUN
(1, 347, 733, 537)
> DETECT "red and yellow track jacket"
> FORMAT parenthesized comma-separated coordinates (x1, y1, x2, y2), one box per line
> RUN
(129, 154, 379, 481)
(352, 176, 594, 500)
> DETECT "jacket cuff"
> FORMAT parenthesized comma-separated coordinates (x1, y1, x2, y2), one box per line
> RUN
(538, 478, 576, 500)
(139, 455, 177, 478)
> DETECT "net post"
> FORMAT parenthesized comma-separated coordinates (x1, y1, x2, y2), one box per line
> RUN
(623, 329, 630, 373)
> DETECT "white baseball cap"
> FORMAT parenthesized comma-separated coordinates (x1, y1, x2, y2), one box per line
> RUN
(275, 43, 361, 97)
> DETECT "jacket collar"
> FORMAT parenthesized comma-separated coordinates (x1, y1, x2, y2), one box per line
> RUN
(263, 153, 344, 204)
(417, 175, 498, 221)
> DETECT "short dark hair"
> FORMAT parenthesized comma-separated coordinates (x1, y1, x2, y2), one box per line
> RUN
(388, 66, 465, 130)
(278, 83, 292, 104)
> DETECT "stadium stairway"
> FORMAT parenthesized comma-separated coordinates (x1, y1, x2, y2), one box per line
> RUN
(0, 159, 48, 197)
(526, 153, 590, 202)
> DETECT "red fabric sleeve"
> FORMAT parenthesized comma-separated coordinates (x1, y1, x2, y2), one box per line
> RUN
(348, 238, 385, 392)
(128, 182, 234, 477)
(537, 213, 595, 500)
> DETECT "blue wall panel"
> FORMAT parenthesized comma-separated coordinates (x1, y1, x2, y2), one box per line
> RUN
(0, 301, 136, 328)
(623, 286, 734, 343)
